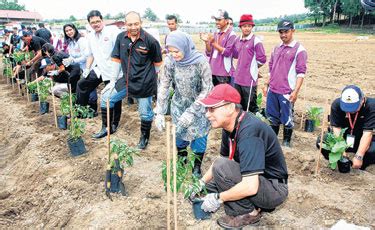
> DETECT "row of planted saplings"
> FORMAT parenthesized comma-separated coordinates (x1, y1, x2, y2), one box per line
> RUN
(27, 79, 94, 156)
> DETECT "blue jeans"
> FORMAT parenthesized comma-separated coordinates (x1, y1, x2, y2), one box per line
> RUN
(100, 87, 126, 108)
(176, 135, 208, 154)
(266, 90, 294, 128)
(136, 97, 154, 121)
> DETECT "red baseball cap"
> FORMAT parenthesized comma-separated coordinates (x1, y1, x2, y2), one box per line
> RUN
(239, 14, 255, 27)
(199, 84, 241, 107)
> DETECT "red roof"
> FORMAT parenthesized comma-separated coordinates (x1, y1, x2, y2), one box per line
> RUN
(0, 10, 42, 20)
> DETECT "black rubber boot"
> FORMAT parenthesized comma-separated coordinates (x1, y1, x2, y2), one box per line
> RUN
(137, 120, 152, 149)
(92, 108, 113, 139)
(112, 100, 122, 133)
(271, 125, 280, 136)
(192, 154, 204, 178)
(127, 97, 135, 106)
(282, 127, 293, 147)
(177, 147, 188, 164)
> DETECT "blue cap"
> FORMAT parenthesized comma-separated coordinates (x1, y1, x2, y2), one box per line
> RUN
(340, 85, 363, 113)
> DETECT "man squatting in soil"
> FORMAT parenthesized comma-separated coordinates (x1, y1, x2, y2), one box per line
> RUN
(319, 85, 375, 170)
(263, 19, 308, 148)
(191, 84, 288, 228)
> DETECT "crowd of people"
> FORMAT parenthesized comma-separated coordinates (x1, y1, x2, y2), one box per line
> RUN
(1, 8, 374, 228)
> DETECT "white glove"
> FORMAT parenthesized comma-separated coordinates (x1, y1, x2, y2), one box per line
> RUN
(177, 112, 193, 129)
(47, 70, 59, 76)
(101, 81, 115, 97)
(188, 179, 206, 201)
(201, 193, 221, 213)
(155, 114, 165, 132)
(62, 57, 74, 67)
(82, 68, 90, 79)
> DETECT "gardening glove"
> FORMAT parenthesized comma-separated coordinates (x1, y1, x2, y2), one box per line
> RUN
(101, 81, 115, 97)
(201, 193, 221, 213)
(82, 68, 90, 79)
(47, 70, 59, 76)
(62, 56, 74, 67)
(155, 114, 165, 132)
(188, 179, 206, 201)
(177, 111, 193, 129)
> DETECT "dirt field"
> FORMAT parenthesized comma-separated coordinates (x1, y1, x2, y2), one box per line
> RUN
(1, 32, 375, 229)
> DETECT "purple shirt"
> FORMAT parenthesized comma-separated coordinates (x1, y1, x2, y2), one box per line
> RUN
(233, 34, 267, 87)
(269, 40, 307, 95)
(206, 26, 236, 77)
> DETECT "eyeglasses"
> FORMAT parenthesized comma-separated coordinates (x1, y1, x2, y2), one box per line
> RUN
(206, 103, 231, 113)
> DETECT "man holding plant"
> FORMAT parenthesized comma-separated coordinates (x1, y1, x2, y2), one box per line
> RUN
(321, 85, 375, 170)
(196, 84, 288, 228)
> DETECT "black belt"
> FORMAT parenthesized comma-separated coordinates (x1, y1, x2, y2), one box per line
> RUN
(277, 178, 288, 184)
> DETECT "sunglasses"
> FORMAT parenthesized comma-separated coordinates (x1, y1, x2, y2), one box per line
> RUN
(206, 103, 231, 113)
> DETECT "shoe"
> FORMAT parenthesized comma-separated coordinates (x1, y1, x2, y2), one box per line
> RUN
(217, 212, 262, 228)
(92, 125, 108, 139)
(137, 120, 152, 149)
(282, 127, 293, 147)
(92, 108, 113, 139)
(270, 125, 280, 136)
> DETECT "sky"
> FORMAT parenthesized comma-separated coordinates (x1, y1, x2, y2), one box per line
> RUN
(18, 0, 308, 23)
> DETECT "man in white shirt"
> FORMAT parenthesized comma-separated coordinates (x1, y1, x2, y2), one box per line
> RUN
(76, 10, 126, 138)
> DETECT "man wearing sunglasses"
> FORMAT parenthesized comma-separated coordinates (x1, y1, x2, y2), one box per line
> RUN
(196, 84, 288, 228)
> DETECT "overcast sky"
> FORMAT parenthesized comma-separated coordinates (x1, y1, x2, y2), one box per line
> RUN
(18, 0, 308, 23)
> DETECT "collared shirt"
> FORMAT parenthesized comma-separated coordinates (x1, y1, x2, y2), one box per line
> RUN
(206, 25, 236, 77)
(111, 28, 162, 98)
(67, 37, 89, 70)
(29, 36, 48, 52)
(233, 33, 267, 87)
(86, 25, 121, 81)
(269, 40, 307, 95)
(220, 112, 288, 179)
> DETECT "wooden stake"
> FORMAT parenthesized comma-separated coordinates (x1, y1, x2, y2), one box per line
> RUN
(166, 121, 171, 230)
(69, 84, 74, 119)
(172, 124, 178, 230)
(107, 99, 111, 162)
(16, 72, 21, 95)
(300, 81, 307, 129)
(24, 68, 30, 102)
(315, 98, 330, 175)
(50, 80, 58, 128)
(36, 78, 41, 108)
(11, 64, 14, 90)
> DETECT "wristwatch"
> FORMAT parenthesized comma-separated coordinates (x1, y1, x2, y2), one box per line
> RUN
(215, 193, 224, 204)
(354, 153, 363, 161)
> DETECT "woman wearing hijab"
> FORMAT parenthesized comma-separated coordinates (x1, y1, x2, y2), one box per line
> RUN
(155, 31, 213, 177)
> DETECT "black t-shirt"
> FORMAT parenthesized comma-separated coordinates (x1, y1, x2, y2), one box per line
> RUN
(220, 111, 288, 180)
(35, 28, 51, 43)
(111, 28, 162, 98)
(330, 97, 375, 151)
(29, 36, 48, 52)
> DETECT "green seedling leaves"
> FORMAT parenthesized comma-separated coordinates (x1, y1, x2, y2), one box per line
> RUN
(323, 128, 349, 169)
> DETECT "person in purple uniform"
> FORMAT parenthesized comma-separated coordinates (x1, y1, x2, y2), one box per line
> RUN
(232, 14, 266, 112)
(264, 19, 307, 147)
(200, 9, 236, 86)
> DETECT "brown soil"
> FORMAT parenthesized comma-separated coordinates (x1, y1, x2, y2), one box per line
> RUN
(1, 32, 375, 229)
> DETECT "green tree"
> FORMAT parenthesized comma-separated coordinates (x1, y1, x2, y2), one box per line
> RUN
(69, 15, 77, 22)
(143, 7, 158, 21)
(104, 13, 111, 19)
(114, 12, 125, 20)
(0, 0, 25, 11)
(341, 0, 361, 27)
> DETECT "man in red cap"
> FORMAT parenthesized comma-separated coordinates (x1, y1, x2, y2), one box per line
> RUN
(232, 14, 266, 112)
(194, 84, 288, 228)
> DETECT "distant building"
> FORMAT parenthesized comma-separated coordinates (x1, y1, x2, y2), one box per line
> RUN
(0, 10, 42, 26)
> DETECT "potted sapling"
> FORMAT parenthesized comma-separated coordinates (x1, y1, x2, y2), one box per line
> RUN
(27, 81, 39, 102)
(67, 104, 93, 156)
(322, 128, 351, 173)
(254, 93, 270, 124)
(162, 150, 210, 220)
(38, 78, 52, 114)
(57, 93, 74, 130)
(304, 106, 323, 132)
(105, 139, 139, 196)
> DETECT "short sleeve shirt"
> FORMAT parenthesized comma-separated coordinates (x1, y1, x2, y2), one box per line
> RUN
(220, 112, 288, 179)
(111, 28, 162, 98)
(29, 36, 48, 52)
(330, 97, 375, 151)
